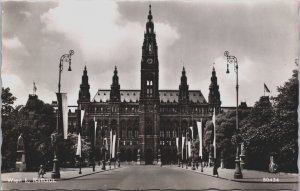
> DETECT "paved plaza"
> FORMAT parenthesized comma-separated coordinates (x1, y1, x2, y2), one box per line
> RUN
(1, 165, 298, 190)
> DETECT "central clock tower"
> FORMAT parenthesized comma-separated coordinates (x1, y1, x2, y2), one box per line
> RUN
(139, 4, 160, 164)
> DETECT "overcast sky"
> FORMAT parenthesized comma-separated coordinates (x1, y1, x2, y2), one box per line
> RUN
(2, 0, 299, 107)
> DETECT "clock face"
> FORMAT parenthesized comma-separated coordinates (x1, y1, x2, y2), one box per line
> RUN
(147, 58, 153, 64)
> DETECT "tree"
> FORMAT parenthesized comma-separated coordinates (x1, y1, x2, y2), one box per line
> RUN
(1, 94, 57, 171)
(203, 109, 250, 168)
(1, 87, 17, 117)
(240, 69, 298, 172)
(240, 96, 275, 171)
(272, 69, 298, 172)
(59, 133, 92, 167)
(1, 87, 19, 170)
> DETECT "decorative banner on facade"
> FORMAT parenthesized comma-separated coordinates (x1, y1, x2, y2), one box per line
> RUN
(112, 134, 116, 158)
(176, 137, 179, 151)
(197, 120, 203, 157)
(104, 138, 108, 150)
(57, 93, 68, 140)
(76, 133, 82, 157)
(181, 137, 185, 159)
(188, 141, 192, 157)
(189, 126, 194, 139)
(80, 110, 85, 126)
(94, 117, 97, 146)
(110, 130, 113, 158)
(212, 108, 216, 158)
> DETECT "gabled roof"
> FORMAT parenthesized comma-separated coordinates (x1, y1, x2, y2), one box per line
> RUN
(92, 89, 207, 104)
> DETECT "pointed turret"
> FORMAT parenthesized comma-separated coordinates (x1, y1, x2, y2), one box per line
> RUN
(208, 66, 221, 107)
(78, 65, 90, 103)
(110, 66, 120, 102)
(146, 4, 154, 34)
(179, 66, 189, 103)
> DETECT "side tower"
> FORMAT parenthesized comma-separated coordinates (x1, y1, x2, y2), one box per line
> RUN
(208, 66, 221, 113)
(78, 65, 90, 109)
(179, 67, 189, 103)
(139, 4, 160, 164)
(77, 66, 90, 135)
(110, 66, 121, 102)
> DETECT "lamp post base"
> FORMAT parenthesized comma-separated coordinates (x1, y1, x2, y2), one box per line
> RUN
(234, 160, 243, 179)
(192, 161, 196, 170)
(102, 160, 106, 170)
(51, 170, 60, 179)
(51, 158, 60, 179)
(234, 171, 243, 179)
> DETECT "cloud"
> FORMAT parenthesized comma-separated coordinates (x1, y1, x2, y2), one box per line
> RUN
(41, 1, 179, 63)
(3, 36, 24, 49)
(2, 0, 297, 107)
(1, 73, 27, 105)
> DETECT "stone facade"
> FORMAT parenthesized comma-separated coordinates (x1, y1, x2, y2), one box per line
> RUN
(72, 5, 222, 164)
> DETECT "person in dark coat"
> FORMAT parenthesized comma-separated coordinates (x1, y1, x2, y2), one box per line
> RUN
(38, 164, 45, 178)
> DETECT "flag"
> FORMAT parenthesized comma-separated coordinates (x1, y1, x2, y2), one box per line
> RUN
(33, 81, 37, 93)
(212, 108, 216, 158)
(264, 83, 270, 93)
(176, 137, 179, 151)
(94, 117, 97, 146)
(110, 130, 113, 158)
(197, 120, 203, 157)
(57, 93, 68, 139)
(104, 138, 108, 150)
(181, 137, 185, 159)
(189, 126, 194, 139)
(80, 110, 85, 126)
(112, 134, 116, 158)
(76, 133, 82, 157)
(188, 141, 192, 157)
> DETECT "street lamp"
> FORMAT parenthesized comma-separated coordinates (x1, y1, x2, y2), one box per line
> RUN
(51, 50, 74, 179)
(224, 51, 243, 179)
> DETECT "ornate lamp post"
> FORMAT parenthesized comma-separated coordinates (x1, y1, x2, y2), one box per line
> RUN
(224, 51, 243, 179)
(51, 50, 74, 179)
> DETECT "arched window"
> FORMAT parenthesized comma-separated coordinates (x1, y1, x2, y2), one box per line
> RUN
(128, 127, 132, 138)
(160, 131, 164, 138)
(120, 120, 126, 138)
(172, 130, 176, 138)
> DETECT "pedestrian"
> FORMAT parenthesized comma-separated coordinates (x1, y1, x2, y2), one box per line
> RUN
(38, 164, 45, 178)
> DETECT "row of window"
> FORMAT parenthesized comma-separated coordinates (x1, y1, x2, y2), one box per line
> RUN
(160, 107, 208, 114)
(87, 106, 140, 113)
(160, 131, 177, 138)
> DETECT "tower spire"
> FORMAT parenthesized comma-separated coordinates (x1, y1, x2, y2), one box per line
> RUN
(148, 4, 152, 21)
(208, 65, 221, 108)
(110, 66, 120, 102)
(179, 66, 189, 103)
(78, 65, 90, 103)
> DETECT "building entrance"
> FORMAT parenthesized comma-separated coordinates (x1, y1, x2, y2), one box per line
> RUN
(145, 148, 154, 165)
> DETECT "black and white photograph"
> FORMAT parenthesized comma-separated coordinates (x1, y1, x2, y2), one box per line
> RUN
(1, 0, 299, 190)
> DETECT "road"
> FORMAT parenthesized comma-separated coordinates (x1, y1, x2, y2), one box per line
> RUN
(2, 166, 298, 190)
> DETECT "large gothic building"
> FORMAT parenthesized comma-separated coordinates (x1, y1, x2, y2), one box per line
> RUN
(70, 5, 221, 164)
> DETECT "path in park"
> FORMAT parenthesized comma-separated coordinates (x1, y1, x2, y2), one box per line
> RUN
(2, 166, 298, 190)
